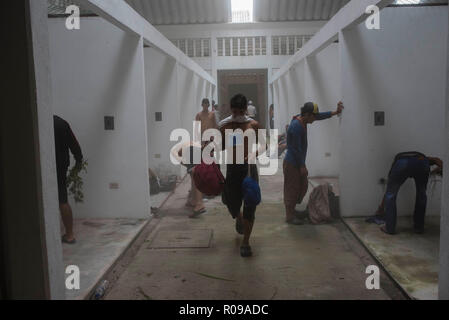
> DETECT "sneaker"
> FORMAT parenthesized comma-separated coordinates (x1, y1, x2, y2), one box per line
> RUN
(240, 245, 252, 257)
(189, 208, 206, 218)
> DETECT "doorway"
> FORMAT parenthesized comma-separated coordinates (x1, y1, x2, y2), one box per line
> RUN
(218, 69, 268, 129)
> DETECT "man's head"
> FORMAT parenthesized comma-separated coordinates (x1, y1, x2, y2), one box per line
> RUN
(248, 100, 254, 106)
(202, 98, 210, 111)
(301, 102, 319, 124)
(230, 94, 248, 117)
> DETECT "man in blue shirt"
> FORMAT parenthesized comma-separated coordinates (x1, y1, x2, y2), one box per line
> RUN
(283, 101, 344, 225)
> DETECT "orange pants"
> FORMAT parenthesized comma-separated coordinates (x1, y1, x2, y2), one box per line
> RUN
(283, 160, 308, 219)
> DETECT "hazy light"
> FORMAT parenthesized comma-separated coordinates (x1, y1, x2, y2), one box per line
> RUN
(231, 0, 253, 23)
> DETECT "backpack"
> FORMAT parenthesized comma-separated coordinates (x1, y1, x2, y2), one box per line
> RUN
(307, 183, 333, 224)
(242, 164, 261, 207)
(193, 161, 225, 196)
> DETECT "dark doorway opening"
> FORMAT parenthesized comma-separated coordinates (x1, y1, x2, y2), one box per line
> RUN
(218, 69, 268, 129)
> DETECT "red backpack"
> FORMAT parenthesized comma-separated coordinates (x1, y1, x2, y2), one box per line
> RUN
(193, 161, 225, 196)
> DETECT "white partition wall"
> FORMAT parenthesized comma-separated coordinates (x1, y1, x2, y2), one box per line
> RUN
(287, 62, 305, 120)
(285, 70, 298, 129)
(272, 44, 341, 178)
(277, 76, 290, 132)
(272, 81, 281, 131)
(144, 47, 181, 177)
(339, 6, 448, 217)
(304, 44, 341, 177)
(48, 17, 150, 219)
(178, 65, 198, 138)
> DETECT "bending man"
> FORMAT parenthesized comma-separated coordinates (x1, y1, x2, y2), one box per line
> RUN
(378, 152, 443, 235)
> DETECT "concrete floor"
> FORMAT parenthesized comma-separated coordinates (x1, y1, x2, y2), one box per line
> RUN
(62, 180, 176, 299)
(105, 163, 401, 300)
(344, 216, 440, 300)
(63, 218, 147, 300)
(151, 190, 172, 209)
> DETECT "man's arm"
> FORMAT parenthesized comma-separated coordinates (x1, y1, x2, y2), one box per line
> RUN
(316, 101, 344, 120)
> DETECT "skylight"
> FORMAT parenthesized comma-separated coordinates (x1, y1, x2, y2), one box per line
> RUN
(394, 0, 421, 4)
(231, 0, 253, 23)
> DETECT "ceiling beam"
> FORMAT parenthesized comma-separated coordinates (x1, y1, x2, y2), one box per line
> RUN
(271, 0, 395, 83)
(74, 0, 216, 85)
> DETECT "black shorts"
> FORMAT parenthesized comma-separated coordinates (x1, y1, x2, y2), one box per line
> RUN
(222, 164, 259, 222)
(57, 165, 69, 204)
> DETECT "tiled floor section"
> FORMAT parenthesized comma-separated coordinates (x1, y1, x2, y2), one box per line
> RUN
(63, 218, 147, 300)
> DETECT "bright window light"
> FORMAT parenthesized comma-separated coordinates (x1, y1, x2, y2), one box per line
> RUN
(394, 0, 421, 4)
(231, 0, 253, 23)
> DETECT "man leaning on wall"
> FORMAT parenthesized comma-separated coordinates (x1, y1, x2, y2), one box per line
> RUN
(283, 102, 344, 225)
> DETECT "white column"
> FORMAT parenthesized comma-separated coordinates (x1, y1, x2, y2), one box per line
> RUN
(439, 7, 449, 300)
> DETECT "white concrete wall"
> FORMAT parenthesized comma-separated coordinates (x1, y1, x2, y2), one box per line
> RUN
(274, 43, 341, 178)
(144, 47, 182, 177)
(340, 7, 448, 217)
(305, 44, 341, 177)
(48, 17, 150, 219)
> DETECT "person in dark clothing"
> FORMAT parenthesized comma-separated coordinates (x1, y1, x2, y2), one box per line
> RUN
(377, 152, 443, 235)
(283, 101, 344, 225)
(54, 115, 83, 244)
(219, 94, 265, 258)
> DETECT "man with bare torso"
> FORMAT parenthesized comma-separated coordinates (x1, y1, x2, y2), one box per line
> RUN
(219, 94, 265, 258)
(195, 98, 218, 138)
